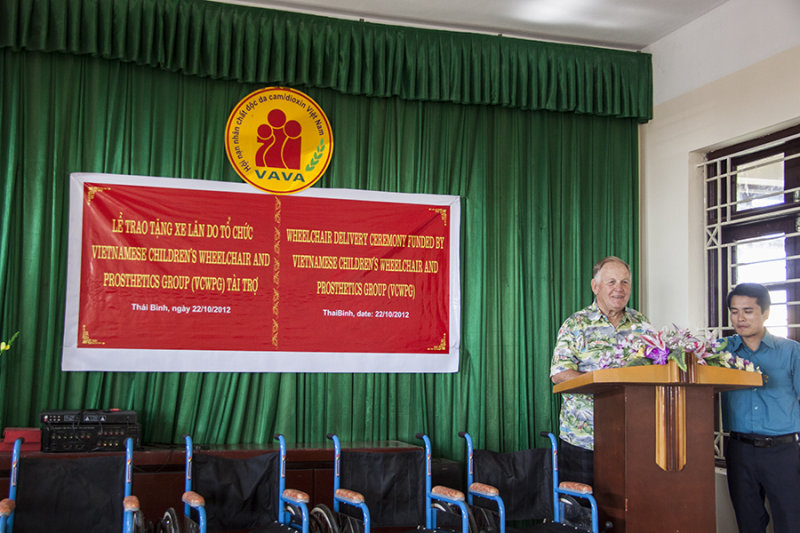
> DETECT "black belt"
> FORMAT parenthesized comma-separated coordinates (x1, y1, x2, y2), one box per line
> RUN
(730, 432, 800, 448)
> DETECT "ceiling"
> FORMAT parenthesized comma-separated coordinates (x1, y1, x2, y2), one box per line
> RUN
(217, 0, 729, 50)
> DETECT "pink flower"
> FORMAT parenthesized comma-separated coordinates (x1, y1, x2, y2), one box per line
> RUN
(642, 332, 669, 364)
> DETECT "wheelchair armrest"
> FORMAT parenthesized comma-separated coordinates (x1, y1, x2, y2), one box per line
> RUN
(468, 482, 499, 497)
(558, 481, 592, 494)
(431, 485, 465, 502)
(123, 495, 140, 512)
(0, 498, 15, 517)
(182, 491, 206, 509)
(335, 488, 365, 504)
(283, 488, 310, 504)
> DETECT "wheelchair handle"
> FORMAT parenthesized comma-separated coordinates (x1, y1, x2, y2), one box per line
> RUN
(326, 433, 335, 440)
(539, 431, 551, 438)
(457, 431, 466, 438)
(415, 433, 424, 440)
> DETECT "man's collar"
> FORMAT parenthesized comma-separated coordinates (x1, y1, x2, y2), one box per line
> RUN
(726, 335, 743, 351)
(588, 300, 604, 320)
(728, 328, 774, 351)
(589, 300, 633, 324)
(761, 329, 777, 348)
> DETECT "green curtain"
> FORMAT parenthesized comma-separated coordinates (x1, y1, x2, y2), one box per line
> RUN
(0, 0, 652, 122)
(0, 1, 643, 460)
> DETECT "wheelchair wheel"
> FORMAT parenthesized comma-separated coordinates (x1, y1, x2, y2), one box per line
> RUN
(284, 502, 309, 529)
(159, 508, 182, 533)
(559, 495, 593, 531)
(310, 504, 341, 533)
(431, 502, 479, 533)
(471, 507, 498, 533)
(132, 510, 147, 533)
(340, 514, 365, 533)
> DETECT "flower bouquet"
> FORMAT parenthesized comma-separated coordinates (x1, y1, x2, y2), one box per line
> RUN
(613, 324, 761, 374)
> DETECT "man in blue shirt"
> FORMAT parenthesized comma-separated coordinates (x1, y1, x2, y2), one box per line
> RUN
(722, 282, 800, 533)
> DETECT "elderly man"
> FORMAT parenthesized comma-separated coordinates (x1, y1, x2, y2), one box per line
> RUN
(722, 283, 800, 533)
(550, 256, 649, 485)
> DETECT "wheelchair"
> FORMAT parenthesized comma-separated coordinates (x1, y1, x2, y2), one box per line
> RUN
(458, 431, 604, 533)
(308, 433, 471, 533)
(415, 433, 474, 533)
(308, 434, 371, 533)
(160, 433, 311, 533)
(0, 437, 143, 533)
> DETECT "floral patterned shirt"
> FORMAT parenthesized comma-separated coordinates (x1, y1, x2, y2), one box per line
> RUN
(550, 301, 649, 450)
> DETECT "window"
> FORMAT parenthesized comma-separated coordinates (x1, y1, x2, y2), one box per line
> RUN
(704, 124, 800, 340)
(704, 124, 800, 463)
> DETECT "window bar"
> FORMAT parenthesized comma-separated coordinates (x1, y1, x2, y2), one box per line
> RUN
(700, 131, 800, 167)
(702, 151, 796, 182)
(703, 184, 800, 213)
(731, 253, 800, 267)
(706, 229, 800, 252)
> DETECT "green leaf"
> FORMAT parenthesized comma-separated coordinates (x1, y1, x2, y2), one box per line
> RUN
(669, 349, 687, 372)
(305, 139, 326, 172)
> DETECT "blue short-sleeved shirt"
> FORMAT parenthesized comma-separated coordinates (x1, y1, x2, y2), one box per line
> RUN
(721, 331, 800, 436)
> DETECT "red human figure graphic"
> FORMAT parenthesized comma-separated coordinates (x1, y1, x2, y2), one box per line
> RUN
(264, 109, 288, 168)
(282, 120, 302, 169)
(255, 123, 274, 167)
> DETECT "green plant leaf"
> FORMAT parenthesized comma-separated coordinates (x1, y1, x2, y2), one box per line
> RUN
(669, 349, 687, 372)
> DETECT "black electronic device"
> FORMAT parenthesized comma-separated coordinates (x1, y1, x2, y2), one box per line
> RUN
(41, 423, 141, 453)
(40, 409, 137, 425)
(39, 409, 140, 452)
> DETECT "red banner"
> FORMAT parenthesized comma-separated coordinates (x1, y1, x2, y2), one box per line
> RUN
(63, 174, 460, 372)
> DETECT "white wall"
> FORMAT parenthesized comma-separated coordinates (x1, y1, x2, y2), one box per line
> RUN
(642, 4, 800, 530)
(640, 0, 800, 328)
(649, 0, 800, 106)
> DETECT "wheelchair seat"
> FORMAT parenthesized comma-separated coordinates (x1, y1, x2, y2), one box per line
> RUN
(190, 451, 281, 531)
(1, 438, 141, 533)
(462, 432, 605, 533)
(472, 447, 554, 522)
(171, 434, 310, 533)
(338, 449, 425, 528)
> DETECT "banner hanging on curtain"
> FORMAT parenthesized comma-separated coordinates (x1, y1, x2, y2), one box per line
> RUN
(62, 173, 460, 372)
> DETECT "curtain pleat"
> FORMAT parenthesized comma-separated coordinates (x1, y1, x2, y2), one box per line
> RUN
(0, 0, 652, 122)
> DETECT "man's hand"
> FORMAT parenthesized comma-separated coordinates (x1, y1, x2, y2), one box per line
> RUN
(551, 369, 584, 384)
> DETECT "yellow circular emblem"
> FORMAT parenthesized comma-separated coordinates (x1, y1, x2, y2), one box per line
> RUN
(225, 87, 333, 195)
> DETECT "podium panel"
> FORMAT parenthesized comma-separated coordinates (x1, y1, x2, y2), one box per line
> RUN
(594, 385, 716, 532)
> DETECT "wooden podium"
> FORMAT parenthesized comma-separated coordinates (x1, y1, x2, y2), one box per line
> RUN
(554, 358, 761, 533)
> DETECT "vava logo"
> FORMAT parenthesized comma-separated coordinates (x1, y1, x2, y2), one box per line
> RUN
(225, 87, 333, 195)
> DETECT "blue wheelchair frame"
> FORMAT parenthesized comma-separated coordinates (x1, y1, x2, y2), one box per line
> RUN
(0, 437, 140, 533)
(458, 432, 506, 533)
(181, 433, 311, 533)
(327, 434, 371, 533)
(542, 432, 599, 533)
(0, 438, 21, 533)
(417, 433, 471, 533)
(459, 431, 601, 533)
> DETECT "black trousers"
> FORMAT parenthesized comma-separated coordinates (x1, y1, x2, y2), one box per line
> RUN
(558, 439, 594, 487)
(726, 437, 800, 533)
